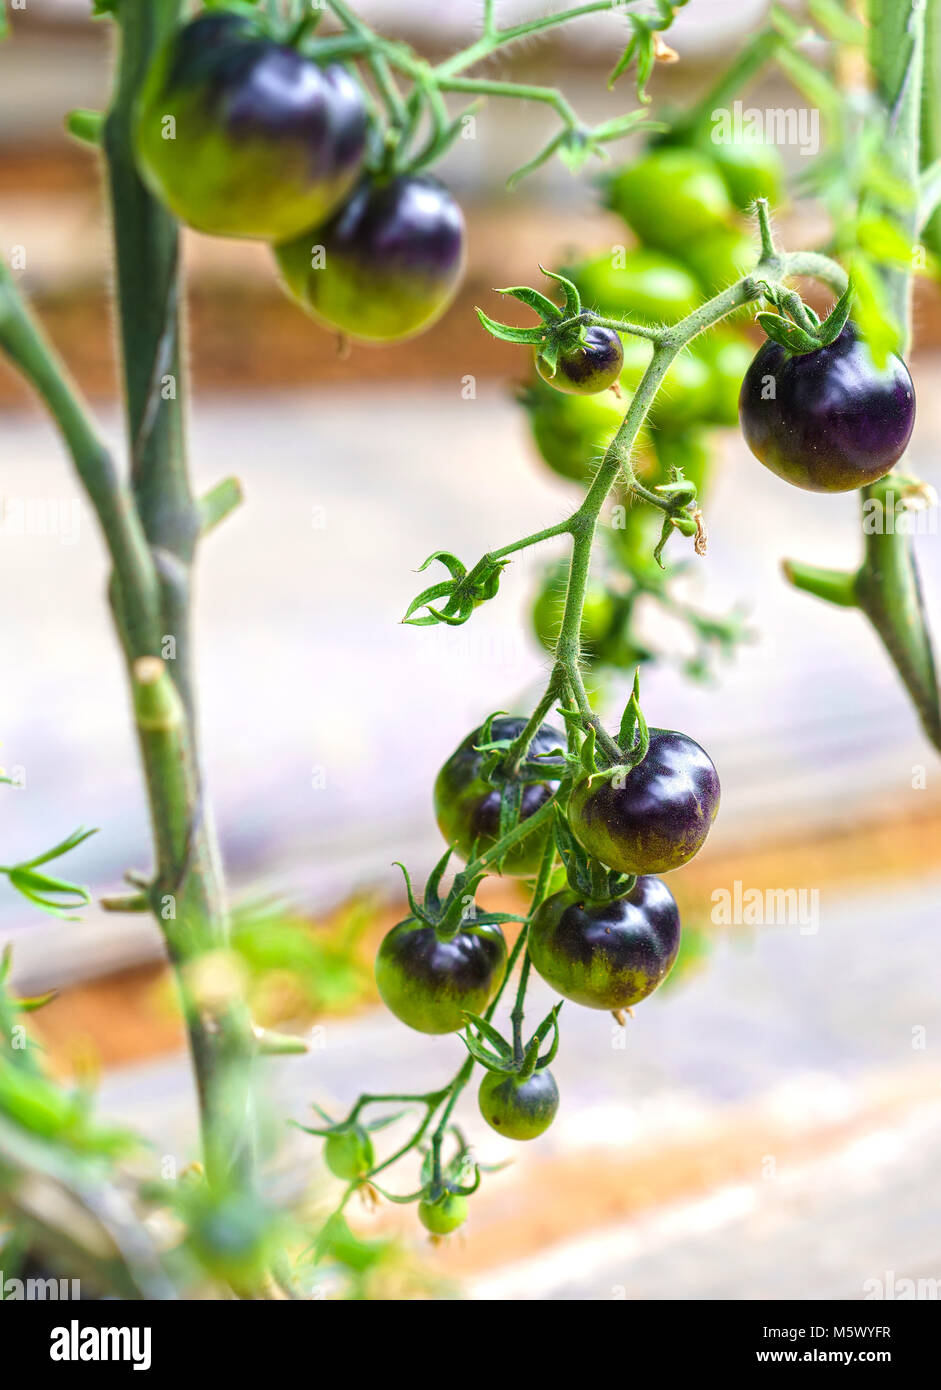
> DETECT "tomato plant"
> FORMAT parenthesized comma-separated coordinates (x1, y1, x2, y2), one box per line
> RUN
(0, 0, 939, 1298)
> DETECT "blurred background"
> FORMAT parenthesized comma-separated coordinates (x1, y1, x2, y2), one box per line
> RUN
(2, 1, 941, 1299)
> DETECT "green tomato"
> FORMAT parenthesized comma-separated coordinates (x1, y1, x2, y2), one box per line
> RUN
(324, 1125, 375, 1181)
(188, 1194, 280, 1287)
(606, 149, 732, 253)
(568, 248, 701, 326)
(696, 329, 754, 426)
(697, 134, 784, 211)
(531, 561, 615, 655)
(681, 225, 756, 295)
(478, 1069, 559, 1141)
(620, 336, 714, 430)
(418, 1191, 467, 1236)
(524, 378, 639, 485)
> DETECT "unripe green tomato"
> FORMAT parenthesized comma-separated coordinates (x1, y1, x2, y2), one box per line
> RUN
(478, 1068, 559, 1141)
(620, 337, 713, 430)
(531, 561, 615, 655)
(524, 376, 653, 485)
(324, 1125, 374, 1181)
(568, 248, 701, 326)
(697, 134, 784, 211)
(418, 1191, 467, 1235)
(189, 1195, 278, 1287)
(606, 149, 732, 253)
(696, 330, 754, 427)
(681, 225, 756, 295)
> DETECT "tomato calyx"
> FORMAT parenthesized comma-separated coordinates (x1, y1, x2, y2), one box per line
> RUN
(462, 1001, 561, 1080)
(394, 843, 526, 942)
(754, 279, 854, 356)
(478, 268, 625, 396)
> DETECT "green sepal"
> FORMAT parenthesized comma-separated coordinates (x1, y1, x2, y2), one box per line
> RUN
(814, 281, 854, 346)
(755, 312, 821, 354)
(538, 266, 581, 320)
(616, 669, 650, 767)
(475, 308, 546, 345)
(493, 284, 563, 321)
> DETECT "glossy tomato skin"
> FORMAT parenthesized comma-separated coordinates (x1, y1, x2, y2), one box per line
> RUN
(569, 729, 720, 875)
(375, 917, 507, 1035)
(324, 1126, 374, 1181)
(275, 174, 465, 342)
(739, 324, 916, 493)
(478, 1069, 559, 1140)
(528, 877, 681, 1010)
(135, 13, 367, 240)
(536, 327, 624, 396)
(434, 717, 565, 877)
(418, 1191, 467, 1235)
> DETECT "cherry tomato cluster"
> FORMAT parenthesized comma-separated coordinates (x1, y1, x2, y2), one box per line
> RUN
(135, 12, 465, 343)
(368, 703, 721, 1236)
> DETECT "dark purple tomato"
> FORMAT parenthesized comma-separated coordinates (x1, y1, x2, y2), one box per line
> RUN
(275, 174, 466, 342)
(528, 877, 681, 1010)
(433, 717, 565, 877)
(536, 326, 624, 396)
(374, 917, 507, 1034)
(478, 1068, 559, 1140)
(135, 13, 368, 241)
(739, 323, 916, 493)
(569, 729, 720, 875)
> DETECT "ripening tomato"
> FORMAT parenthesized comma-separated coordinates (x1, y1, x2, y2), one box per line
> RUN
(275, 174, 465, 343)
(528, 876, 681, 1011)
(568, 729, 721, 875)
(433, 717, 565, 876)
(478, 1069, 559, 1140)
(135, 12, 368, 240)
(375, 917, 507, 1035)
(536, 326, 624, 396)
